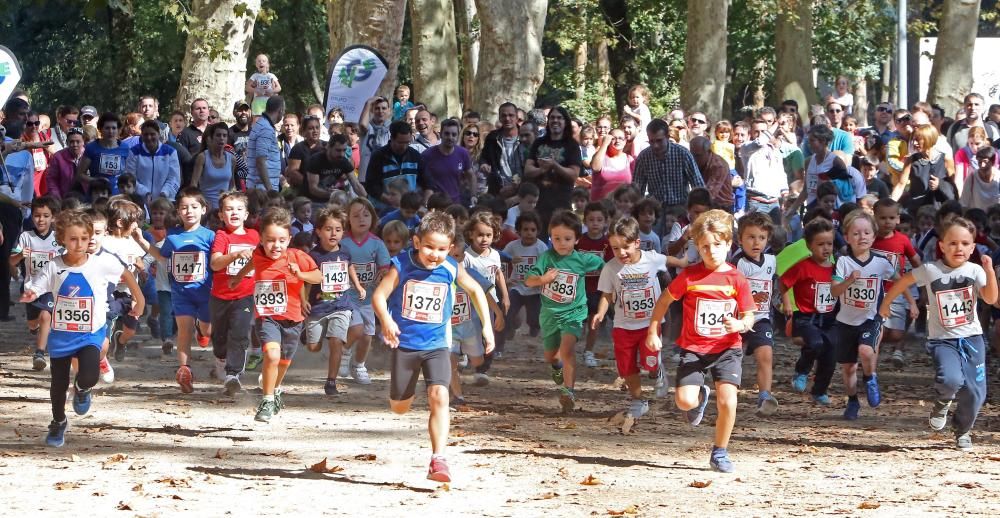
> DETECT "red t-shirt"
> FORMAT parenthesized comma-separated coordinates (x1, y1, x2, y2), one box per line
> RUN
(251, 247, 317, 322)
(780, 258, 835, 314)
(872, 230, 916, 289)
(497, 227, 519, 250)
(667, 263, 754, 354)
(576, 234, 613, 293)
(210, 229, 260, 300)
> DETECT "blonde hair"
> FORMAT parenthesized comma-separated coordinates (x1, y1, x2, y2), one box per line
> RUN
(842, 208, 879, 238)
(911, 124, 939, 153)
(690, 209, 735, 244)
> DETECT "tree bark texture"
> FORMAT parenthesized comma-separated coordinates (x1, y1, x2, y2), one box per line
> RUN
(595, 35, 611, 99)
(680, 0, 727, 122)
(175, 0, 261, 115)
(327, 0, 408, 99)
(774, 0, 818, 115)
(455, 0, 479, 114)
(599, 0, 638, 116)
(472, 0, 547, 117)
(574, 40, 588, 100)
(853, 77, 868, 127)
(927, 0, 980, 117)
(410, 0, 462, 118)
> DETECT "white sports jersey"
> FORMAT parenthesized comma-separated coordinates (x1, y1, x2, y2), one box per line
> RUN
(101, 235, 147, 290)
(732, 250, 777, 322)
(502, 239, 549, 296)
(833, 253, 895, 326)
(913, 260, 987, 340)
(463, 246, 502, 301)
(13, 229, 60, 279)
(597, 250, 667, 331)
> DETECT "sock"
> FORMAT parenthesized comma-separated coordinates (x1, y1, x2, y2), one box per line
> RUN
(326, 377, 336, 383)
(263, 395, 275, 402)
(711, 446, 727, 456)
(431, 453, 446, 461)
(862, 374, 873, 382)
(848, 395, 859, 402)
(551, 360, 563, 370)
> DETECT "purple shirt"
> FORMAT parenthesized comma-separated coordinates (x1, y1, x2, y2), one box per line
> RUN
(421, 145, 471, 203)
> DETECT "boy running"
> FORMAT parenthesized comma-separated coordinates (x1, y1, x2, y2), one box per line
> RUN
(11, 196, 60, 370)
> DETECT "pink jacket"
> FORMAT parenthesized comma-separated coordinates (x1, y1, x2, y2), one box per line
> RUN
(45, 148, 81, 199)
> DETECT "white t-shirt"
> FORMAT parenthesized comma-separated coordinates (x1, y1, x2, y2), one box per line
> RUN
(249, 72, 278, 100)
(13, 229, 60, 279)
(597, 250, 667, 330)
(639, 230, 660, 253)
(912, 260, 987, 340)
(502, 239, 549, 296)
(503, 205, 522, 232)
(102, 235, 147, 291)
(733, 250, 777, 322)
(463, 246, 502, 301)
(833, 253, 895, 326)
(25, 253, 125, 335)
(665, 222, 700, 265)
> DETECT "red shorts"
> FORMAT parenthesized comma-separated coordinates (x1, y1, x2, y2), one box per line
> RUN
(612, 327, 659, 377)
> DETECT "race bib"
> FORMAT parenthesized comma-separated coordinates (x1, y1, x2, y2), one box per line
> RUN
(936, 286, 975, 328)
(580, 250, 603, 277)
(748, 278, 772, 312)
(172, 251, 206, 283)
(226, 244, 255, 276)
(806, 172, 819, 200)
(512, 256, 536, 283)
(622, 287, 655, 320)
(28, 250, 53, 276)
(814, 282, 835, 313)
(100, 154, 122, 175)
(451, 291, 471, 325)
(321, 261, 349, 293)
(52, 296, 94, 332)
(542, 271, 578, 304)
(32, 149, 46, 171)
(355, 261, 377, 288)
(254, 279, 287, 316)
(844, 277, 879, 309)
(401, 280, 446, 323)
(694, 298, 736, 337)
(872, 248, 899, 272)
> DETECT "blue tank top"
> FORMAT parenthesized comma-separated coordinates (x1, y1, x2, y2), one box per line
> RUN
(200, 150, 233, 209)
(387, 250, 457, 351)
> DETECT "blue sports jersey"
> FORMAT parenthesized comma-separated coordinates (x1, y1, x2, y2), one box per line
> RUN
(341, 233, 390, 307)
(388, 250, 457, 351)
(451, 268, 491, 338)
(83, 141, 131, 195)
(159, 226, 215, 298)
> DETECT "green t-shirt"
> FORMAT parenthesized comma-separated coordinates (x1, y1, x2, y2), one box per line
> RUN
(528, 249, 606, 324)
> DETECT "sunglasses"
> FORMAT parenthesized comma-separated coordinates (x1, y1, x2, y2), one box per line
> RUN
(876, 106, 893, 113)
(25, 121, 41, 127)
(690, 118, 707, 125)
(464, 131, 479, 137)
(895, 115, 912, 123)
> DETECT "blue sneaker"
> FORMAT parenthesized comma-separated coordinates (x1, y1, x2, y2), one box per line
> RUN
(865, 375, 882, 407)
(811, 393, 831, 406)
(72, 386, 92, 415)
(710, 448, 734, 473)
(791, 374, 808, 393)
(46, 419, 67, 447)
(686, 385, 711, 426)
(844, 398, 861, 420)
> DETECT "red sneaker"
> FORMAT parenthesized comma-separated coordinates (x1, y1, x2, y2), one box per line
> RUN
(427, 456, 451, 483)
(196, 327, 210, 348)
(176, 365, 194, 393)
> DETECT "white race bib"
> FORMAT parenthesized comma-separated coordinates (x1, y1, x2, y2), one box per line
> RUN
(936, 286, 975, 328)
(32, 150, 46, 171)
(542, 271, 578, 303)
(52, 296, 94, 332)
(100, 154, 122, 174)
(172, 251, 206, 283)
(28, 250, 53, 276)
(451, 291, 471, 325)
(401, 280, 446, 323)
(694, 298, 736, 337)
(226, 244, 255, 276)
(843, 277, 879, 309)
(254, 280, 287, 316)
(814, 282, 835, 313)
(512, 256, 536, 283)
(355, 261, 377, 288)
(622, 287, 655, 320)
(748, 278, 772, 312)
(321, 261, 350, 293)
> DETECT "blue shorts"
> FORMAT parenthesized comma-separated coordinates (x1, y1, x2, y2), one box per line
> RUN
(172, 289, 211, 321)
(26, 293, 53, 320)
(107, 292, 139, 330)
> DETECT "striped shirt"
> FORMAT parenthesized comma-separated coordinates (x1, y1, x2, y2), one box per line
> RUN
(632, 142, 704, 206)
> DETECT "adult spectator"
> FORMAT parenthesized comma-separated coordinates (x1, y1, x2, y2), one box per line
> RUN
(364, 120, 425, 208)
(863, 101, 897, 146)
(227, 100, 252, 150)
(278, 112, 301, 175)
(594, 115, 613, 139)
(22, 112, 50, 196)
(527, 109, 547, 139)
(45, 127, 85, 199)
(739, 119, 787, 220)
(803, 114, 854, 158)
(589, 128, 632, 201)
(177, 98, 210, 157)
(410, 109, 439, 153)
(895, 124, 954, 214)
(284, 114, 324, 192)
(947, 93, 999, 151)
(137, 95, 170, 143)
(689, 136, 733, 210)
(480, 102, 521, 196)
(824, 100, 846, 131)
(0, 100, 36, 320)
(357, 96, 392, 182)
(80, 105, 98, 128)
(632, 118, 704, 223)
(247, 95, 284, 192)
(885, 110, 913, 186)
(422, 118, 475, 205)
(954, 126, 992, 195)
(524, 106, 582, 229)
(125, 120, 181, 204)
(620, 115, 647, 160)
(50, 105, 80, 152)
(168, 110, 186, 141)
(687, 112, 709, 137)
(75, 112, 129, 196)
(190, 122, 235, 209)
(960, 147, 1000, 211)
(787, 124, 865, 217)
(305, 133, 366, 209)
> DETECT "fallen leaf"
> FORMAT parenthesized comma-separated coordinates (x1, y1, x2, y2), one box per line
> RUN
(496, 423, 516, 430)
(171, 495, 184, 500)
(858, 501, 880, 509)
(557, 467, 570, 477)
(131, 484, 143, 492)
(580, 474, 602, 486)
(354, 453, 377, 461)
(213, 449, 226, 459)
(70, 454, 81, 462)
(438, 483, 450, 491)
(536, 491, 560, 500)
(608, 504, 641, 516)
(556, 422, 577, 430)
(54, 481, 80, 490)
(986, 456, 1000, 462)
(308, 458, 344, 474)
(689, 480, 712, 488)
(116, 502, 133, 511)
(101, 453, 129, 468)
(958, 482, 982, 489)
(154, 477, 191, 488)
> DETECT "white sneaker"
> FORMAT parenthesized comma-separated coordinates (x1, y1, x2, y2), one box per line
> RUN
(211, 357, 226, 380)
(584, 351, 598, 368)
(473, 372, 490, 386)
(99, 357, 115, 384)
(338, 354, 351, 378)
(891, 350, 906, 369)
(223, 374, 241, 396)
(458, 354, 469, 369)
(351, 364, 372, 385)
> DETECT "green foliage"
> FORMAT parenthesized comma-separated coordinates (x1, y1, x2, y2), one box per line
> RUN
(247, 0, 328, 113)
(812, 0, 896, 79)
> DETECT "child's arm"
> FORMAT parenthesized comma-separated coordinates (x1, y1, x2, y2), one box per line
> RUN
(494, 267, 510, 313)
(622, 104, 640, 119)
(288, 260, 322, 285)
(131, 227, 164, 260)
(723, 311, 756, 335)
(119, 269, 146, 317)
(228, 260, 255, 288)
(830, 270, 860, 298)
(8, 250, 23, 276)
(21, 261, 53, 302)
(270, 75, 281, 94)
(245, 77, 256, 95)
(666, 255, 689, 269)
(907, 253, 922, 269)
(981, 255, 998, 305)
(372, 266, 401, 347)
(346, 172, 368, 199)
(524, 268, 558, 288)
(779, 284, 794, 317)
(359, 97, 376, 134)
(348, 263, 366, 300)
(645, 290, 678, 351)
(902, 286, 919, 319)
(485, 292, 505, 333)
(456, 266, 496, 354)
(210, 248, 252, 272)
(879, 272, 917, 318)
(590, 292, 615, 330)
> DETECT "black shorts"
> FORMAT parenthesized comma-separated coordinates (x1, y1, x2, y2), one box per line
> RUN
(834, 319, 882, 364)
(586, 290, 601, 315)
(676, 347, 743, 388)
(389, 347, 451, 401)
(254, 317, 303, 362)
(792, 312, 836, 353)
(742, 319, 773, 355)
(107, 292, 138, 331)
(26, 293, 53, 320)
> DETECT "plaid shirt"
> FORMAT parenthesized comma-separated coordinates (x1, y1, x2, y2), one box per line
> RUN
(632, 142, 704, 206)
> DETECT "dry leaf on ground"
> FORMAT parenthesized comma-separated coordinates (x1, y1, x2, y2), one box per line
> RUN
(101, 453, 128, 468)
(53, 481, 79, 490)
(858, 501, 880, 509)
(354, 453, 377, 461)
(308, 458, 345, 474)
(689, 480, 712, 488)
(608, 505, 641, 516)
(213, 449, 226, 459)
(536, 492, 560, 500)
(581, 474, 602, 486)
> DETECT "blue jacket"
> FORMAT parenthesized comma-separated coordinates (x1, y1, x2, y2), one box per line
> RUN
(126, 142, 181, 201)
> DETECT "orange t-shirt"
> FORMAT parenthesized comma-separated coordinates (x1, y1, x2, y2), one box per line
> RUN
(251, 247, 317, 322)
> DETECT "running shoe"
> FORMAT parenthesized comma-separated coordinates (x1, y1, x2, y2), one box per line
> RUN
(351, 364, 372, 385)
(247, 351, 262, 371)
(254, 399, 276, 422)
(890, 349, 905, 369)
(756, 391, 779, 416)
(147, 316, 160, 339)
(955, 432, 973, 451)
(844, 398, 861, 420)
(584, 351, 598, 368)
(99, 357, 115, 384)
(865, 374, 882, 407)
(687, 385, 711, 426)
(791, 373, 808, 393)
(654, 366, 669, 399)
(274, 389, 285, 413)
(550, 364, 564, 385)
(46, 419, 67, 447)
(32, 350, 46, 371)
(458, 354, 469, 369)
(427, 455, 451, 482)
(710, 448, 734, 473)
(811, 393, 832, 406)
(211, 357, 226, 380)
(112, 330, 125, 362)
(558, 386, 575, 413)
(72, 386, 92, 415)
(337, 354, 351, 378)
(628, 398, 650, 418)
(176, 365, 194, 394)
(161, 341, 173, 362)
(449, 396, 466, 411)
(472, 373, 490, 386)
(929, 399, 952, 431)
(224, 375, 241, 396)
(324, 379, 339, 396)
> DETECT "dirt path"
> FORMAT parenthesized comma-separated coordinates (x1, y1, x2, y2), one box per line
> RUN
(2, 317, 999, 517)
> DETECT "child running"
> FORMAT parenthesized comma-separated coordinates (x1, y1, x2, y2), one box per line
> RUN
(592, 216, 667, 432)
(645, 209, 755, 473)
(525, 210, 607, 412)
(131, 187, 214, 393)
(101, 197, 148, 362)
(209, 191, 259, 396)
(732, 212, 779, 416)
(502, 211, 547, 340)
(11, 195, 60, 371)
(871, 198, 922, 368)
(577, 202, 613, 368)
(24, 210, 144, 447)
(372, 211, 495, 482)
(880, 216, 997, 450)
(461, 211, 508, 385)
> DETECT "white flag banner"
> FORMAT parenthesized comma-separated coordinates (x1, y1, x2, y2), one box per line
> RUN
(324, 45, 389, 124)
(0, 46, 23, 107)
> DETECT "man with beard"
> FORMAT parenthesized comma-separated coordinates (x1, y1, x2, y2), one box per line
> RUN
(410, 109, 439, 153)
(524, 106, 582, 232)
(358, 96, 392, 183)
(305, 133, 366, 210)
(422, 118, 475, 205)
(228, 100, 252, 190)
(621, 115, 648, 161)
(480, 102, 522, 197)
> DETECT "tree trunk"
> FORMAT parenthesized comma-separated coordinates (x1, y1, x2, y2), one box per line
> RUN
(455, 0, 479, 114)
(174, 0, 260, 117)
(853, 77, 868, 127)
(327, 0, 408, 99)
(472, 0, 547, 118)
(574, 40, 588, 100)
(880, 56, 892, 104)
(927, 0, 980, 117)
(680, 0, 727, 122)
(595, 35, 611, 99)
(599, 0, 637, 115)
(774, 0, 818, 115)
(301, 0, 325, 104)
(410, 0, 462, 118)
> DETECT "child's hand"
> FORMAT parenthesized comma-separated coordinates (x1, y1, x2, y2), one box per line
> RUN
(908, 301, 919, 320)
(234, 248, 253, 261)
(288, 262, 301, 276)
(645, 331, 662, 352)
(722, 315, 744, 334)
(228, 277, 239, 289)
(357, 287, 367, 301)
(590, 312, 605, 330)
(302, 300, 311, 315)
(382, 320, 401, 348)
(878, 304, 891, 320)
(782, 304, 794, 318)
(483, 333, 495, 355)
(493, 312, 505, 332)
(845, 271, 860, 283)
(981, 254, 993, 273)
(541, 268, 559, 284)
(20, 289, 37, 303)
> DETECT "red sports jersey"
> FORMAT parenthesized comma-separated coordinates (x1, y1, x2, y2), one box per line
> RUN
(667, 263, 755, 354)
(576, 234, 613, 293)
(211, 229, 260, 300)
(250, 247, 317, 322)
(780, 258, 835, 314)
(872, 230, 916, 289)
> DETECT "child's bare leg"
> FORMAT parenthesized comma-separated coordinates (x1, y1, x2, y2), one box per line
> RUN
(713, 382, 739, 449)
(427, 384, 450, 454)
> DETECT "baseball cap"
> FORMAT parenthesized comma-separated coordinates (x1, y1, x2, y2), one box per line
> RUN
(233, 100, 250, 111)
(81, 106, 98, 118)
